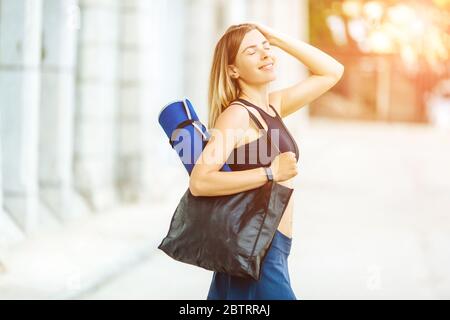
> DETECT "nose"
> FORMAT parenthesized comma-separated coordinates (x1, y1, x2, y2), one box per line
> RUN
(259, 49, 269, 60)
(258, 47, 271, 60)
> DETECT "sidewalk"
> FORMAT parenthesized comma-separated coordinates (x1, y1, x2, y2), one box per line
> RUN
(0, 202, 179, 299)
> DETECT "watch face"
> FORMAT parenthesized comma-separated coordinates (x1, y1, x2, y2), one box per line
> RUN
(265, 167, 273, 181)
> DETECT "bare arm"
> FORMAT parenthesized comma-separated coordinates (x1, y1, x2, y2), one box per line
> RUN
(252, 22, 345, 118)
(270, 30, 344, 77)
(189, 104, 268, 197)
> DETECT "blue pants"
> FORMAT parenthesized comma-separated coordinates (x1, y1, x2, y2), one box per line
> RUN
(206, 229, 297, 300)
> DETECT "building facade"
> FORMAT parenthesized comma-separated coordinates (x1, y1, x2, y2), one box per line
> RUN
(0, 0, 309, 253)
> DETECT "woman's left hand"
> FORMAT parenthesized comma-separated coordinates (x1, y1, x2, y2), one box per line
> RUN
(248, 21, 279, 46)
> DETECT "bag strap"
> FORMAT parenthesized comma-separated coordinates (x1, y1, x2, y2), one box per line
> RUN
(229, 102, 281, 155)
(169, 119, 210, 149)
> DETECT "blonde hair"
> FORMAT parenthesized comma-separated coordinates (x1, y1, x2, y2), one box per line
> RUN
(207, 23, 257, 130)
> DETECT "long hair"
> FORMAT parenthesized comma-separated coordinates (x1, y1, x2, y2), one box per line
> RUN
(207, 23, 257, 130)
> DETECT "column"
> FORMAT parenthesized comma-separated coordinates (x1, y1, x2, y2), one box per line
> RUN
(140, 0, 214, 202)
(221, 0, 247, 29)
(116, 0, 142, 202)
(0, 0, 42, 233)
(74, 0, 121, 211)
(0, 111, 25, 250)
(39, 0, 89, 221)
(0, 132, 5, 270)
(269, 0, 310, 134)
(117, 0, 186, 202)
(184, 0, 217, 122)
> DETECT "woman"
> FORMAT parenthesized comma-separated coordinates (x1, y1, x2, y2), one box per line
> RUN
(189, 22, 344, 300)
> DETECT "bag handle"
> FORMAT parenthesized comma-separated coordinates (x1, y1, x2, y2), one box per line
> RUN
(229, 102, 281, 156)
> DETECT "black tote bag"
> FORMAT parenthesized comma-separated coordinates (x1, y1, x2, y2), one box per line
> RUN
(158, 106, 294, 281)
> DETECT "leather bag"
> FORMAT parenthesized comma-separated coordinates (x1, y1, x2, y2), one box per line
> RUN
(158, 101, 293, 280)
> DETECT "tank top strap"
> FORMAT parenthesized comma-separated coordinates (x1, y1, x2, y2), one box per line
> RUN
(229, 102, 265, 130)
(229, 101, 281, 155)
(236, 98, 277, 119)
(268, 104, 280, 118)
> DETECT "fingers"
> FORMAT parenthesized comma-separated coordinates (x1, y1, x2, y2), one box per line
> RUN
(283, 151, 296, 161)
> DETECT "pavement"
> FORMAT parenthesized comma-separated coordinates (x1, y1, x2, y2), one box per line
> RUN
(1, 118, 449, 299)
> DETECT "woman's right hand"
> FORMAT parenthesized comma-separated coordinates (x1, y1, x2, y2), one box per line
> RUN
(270, 151, 298, 182)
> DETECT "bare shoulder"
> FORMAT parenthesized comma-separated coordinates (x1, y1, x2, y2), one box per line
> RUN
(215, 103, 250, 131)
(209, 103, 251, 151)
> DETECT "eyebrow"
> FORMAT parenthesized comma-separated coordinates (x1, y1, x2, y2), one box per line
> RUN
(242, 40, 270, 53)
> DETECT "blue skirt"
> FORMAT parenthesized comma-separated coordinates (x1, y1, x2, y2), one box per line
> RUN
(206, 229, 297, 300)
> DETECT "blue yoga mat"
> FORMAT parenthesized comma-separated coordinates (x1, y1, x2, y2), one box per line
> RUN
(158, 98, 231, 175)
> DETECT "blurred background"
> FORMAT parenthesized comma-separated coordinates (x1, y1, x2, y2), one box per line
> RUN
(0, 0, 449, 299)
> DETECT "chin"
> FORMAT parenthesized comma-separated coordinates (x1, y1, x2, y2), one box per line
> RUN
(249, 72, 277, 85)
(260, 69, 276, 82)
(265, 74, 277, 83)
(261, 74, 276, 83)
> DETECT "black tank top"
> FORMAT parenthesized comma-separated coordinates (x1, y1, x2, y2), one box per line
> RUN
(225, 98, 300, 171)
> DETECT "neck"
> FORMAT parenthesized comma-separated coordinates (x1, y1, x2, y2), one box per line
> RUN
(238, 83, 270, 109)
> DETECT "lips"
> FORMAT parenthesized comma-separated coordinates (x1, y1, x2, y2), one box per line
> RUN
(259, 62, 274, 70)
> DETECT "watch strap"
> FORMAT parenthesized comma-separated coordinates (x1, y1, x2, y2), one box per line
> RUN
(264, 166, 273, 182)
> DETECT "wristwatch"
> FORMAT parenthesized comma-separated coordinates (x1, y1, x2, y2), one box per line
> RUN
(264, 166, 273, 182)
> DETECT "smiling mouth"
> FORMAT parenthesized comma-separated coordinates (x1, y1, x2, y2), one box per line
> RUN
(259, 63, 274, 71)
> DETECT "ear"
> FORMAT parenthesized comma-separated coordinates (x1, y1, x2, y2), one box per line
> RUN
(228, 65, 239, 79)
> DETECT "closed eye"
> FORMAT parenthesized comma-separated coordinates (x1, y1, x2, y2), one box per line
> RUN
(248, 47, 270, 55)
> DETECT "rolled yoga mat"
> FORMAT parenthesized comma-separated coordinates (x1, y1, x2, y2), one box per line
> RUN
(158, 98, 231, 175)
